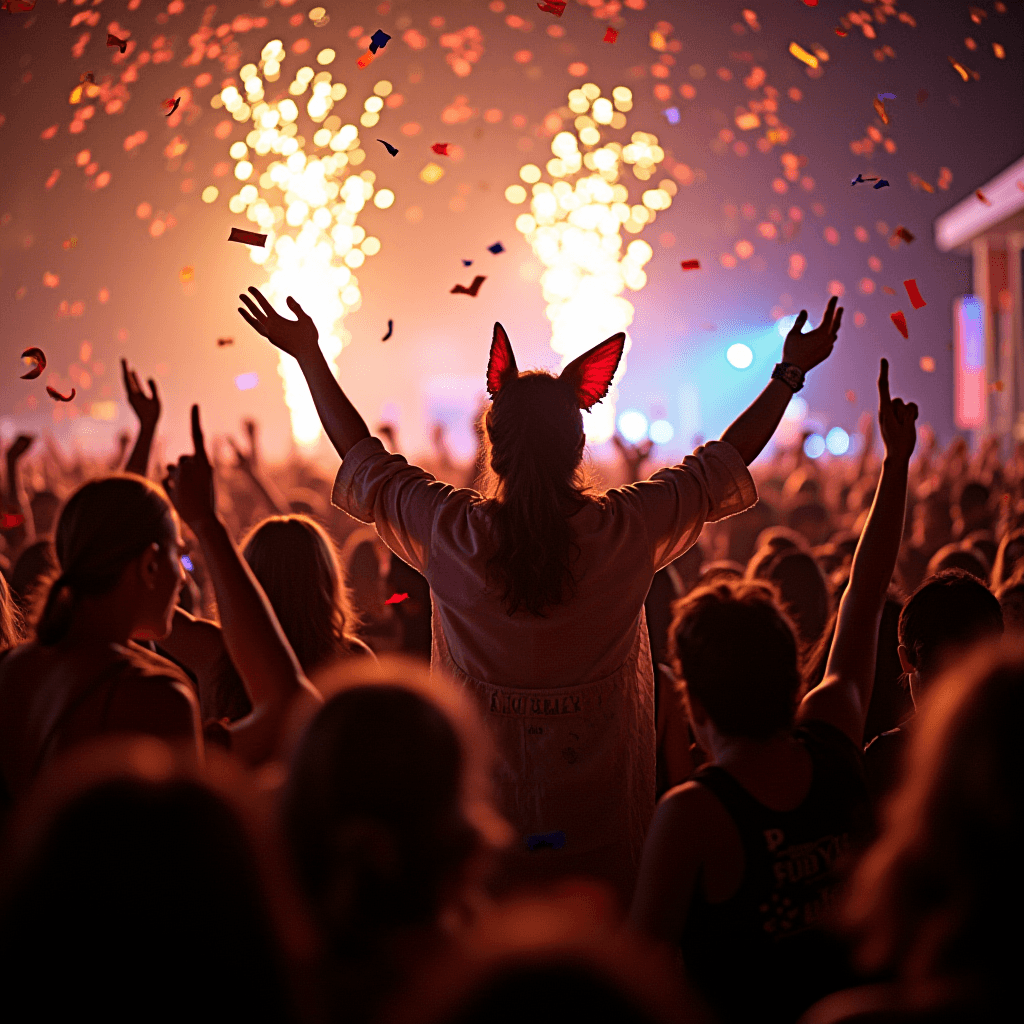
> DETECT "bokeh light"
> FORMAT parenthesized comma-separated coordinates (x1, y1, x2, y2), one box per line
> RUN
(783, 396, 809, 421)
(825, 426, 850, 455)
(222, 46, 394, 445)
(649, 419, 675, 444)
(617, 410, 649, 443)
(803, 433, 826, 459)
(726, 343, 754, 369)
(506, 84, 673, 443)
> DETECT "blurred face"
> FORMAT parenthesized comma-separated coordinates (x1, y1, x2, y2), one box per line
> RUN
(132, 514, 186, 642)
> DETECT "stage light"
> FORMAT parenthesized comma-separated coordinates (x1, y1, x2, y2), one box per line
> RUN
(618, 410, 649, 443)
(649, 419, 674, 444)
(825, 426, 850, 455)
(776, 313, 798, 338)
(506, 85, 672, 443)
(222, 42, 395, 446)
(783, 395, 808, 421)
(726, 343, 753, 369)
(803, 433, 826, 459)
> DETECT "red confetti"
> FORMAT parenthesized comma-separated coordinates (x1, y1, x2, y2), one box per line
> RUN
(1, 0, 36, 10)
(890, 311, 908, 339)
(0, 513, 25, 529)
(46, 386, 76, 402)
(803, 0, 818, 5)
(603, 27, 618, 44)
(107, 33, 128, 53)
(891, 225, 915, 246)
(681, 259, 701, 270)
(20, 346, 46, 380)
(537, 0, 566, 14)
(164, 96, 181, 116)
(904, 279, 927, 309)
(357, 50, 375, 69)
(834, 27, 848, 37)
(975, 189, 992, 205)
(451, 275, 486, 296)
(431, 143, 449, 155)
(216, 338, 234, 346)
(385, 592, 409, 605)
(228, 227, 267, 246)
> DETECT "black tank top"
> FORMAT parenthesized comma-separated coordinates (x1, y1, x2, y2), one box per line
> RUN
(680, 720, 870, 1024)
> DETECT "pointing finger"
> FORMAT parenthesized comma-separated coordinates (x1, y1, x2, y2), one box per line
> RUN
(247, 286, 276, 317)
(790, 310, 808, 336)
(832, 307, 844, 336)
(191, 404, 208, 462)
(148, 379, 159, 402)
(822, 295, 838, 330)
(878, 357, 891, 407)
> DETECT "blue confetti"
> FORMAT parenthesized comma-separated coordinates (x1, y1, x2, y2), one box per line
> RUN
(235, 372, 259, 391)
(878, 92, 896, 99)
(487, 242, 505, 254)
(369, 29, 391, 53)
(663, 106, 680, 125)
(462, 259, 473, 266)
(873, 179, 890, 189)
(180, 555, 194, 572)
(526, 830, 566, 851)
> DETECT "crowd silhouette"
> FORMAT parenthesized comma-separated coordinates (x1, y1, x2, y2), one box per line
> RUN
(0, 287, 1019, 1024)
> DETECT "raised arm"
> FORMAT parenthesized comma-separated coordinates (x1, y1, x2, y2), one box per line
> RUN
(799, 359, 917, 745)
(238, 286, 371, 459)
(3, 434, 36, 551)
(121, 359, 161, 477)
(227, 424, 288, 516)
(164, 405, 321, 765)
(719, 297, 842, 466)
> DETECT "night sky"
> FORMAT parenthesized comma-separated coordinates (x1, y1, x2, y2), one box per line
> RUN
(2, 0, 1023, 463)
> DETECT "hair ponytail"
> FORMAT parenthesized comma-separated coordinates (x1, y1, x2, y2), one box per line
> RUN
(33, 475, 175, 647)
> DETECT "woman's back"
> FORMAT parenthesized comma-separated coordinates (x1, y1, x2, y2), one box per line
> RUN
(0, 640, 199, 797)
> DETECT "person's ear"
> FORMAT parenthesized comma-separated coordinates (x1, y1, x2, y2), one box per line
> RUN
(897, 644, 914, 676)
(559, 332, 626, 410)
(486, 323, 518, 397)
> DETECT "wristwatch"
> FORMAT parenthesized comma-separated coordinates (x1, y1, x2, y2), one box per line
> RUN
(771, 362, 806, 393)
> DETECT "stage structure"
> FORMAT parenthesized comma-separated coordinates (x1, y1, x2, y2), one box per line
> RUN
(505, 84, 674, 444)
(221, 38, 396, 446)
(935, 153, 1024, 441)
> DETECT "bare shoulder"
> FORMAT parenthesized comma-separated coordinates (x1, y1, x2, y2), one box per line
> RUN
(656, 777, 732, 833)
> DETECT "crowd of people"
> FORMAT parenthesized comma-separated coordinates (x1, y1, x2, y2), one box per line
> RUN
(0, 288, 1019, 1023)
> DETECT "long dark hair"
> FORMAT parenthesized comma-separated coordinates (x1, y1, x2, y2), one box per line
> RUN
(0, 573, 24, 653)
(241, 514, 363, 673)
(35, 475, 175, 646)
(479, 323, 624, 618)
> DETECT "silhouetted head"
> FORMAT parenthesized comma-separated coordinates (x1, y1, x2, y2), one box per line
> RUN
(283, 656, 510, 962)
(759, 548, 831, 647)
(480, 323, 625, 616)
(0, 738, 294, 1023)
(926, 542, 989, 582)
(241, 514, 361, 674)
(845, 639, 1024, 992)
(898, 569, 1003, 695)
(35, 475, 184, 646)
(669, 578, 801, 739)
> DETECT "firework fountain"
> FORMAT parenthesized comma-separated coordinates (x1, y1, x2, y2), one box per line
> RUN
(220, 38, 395, 446)
(505, 84, 674, 443)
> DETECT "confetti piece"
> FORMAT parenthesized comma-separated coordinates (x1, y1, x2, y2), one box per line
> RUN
(462, 259, 473, 266)
(873, 179, 890, 189)
(377, 138, 399, 156)
(20, 347, 46, 380)
(993, 42, 1005, 59)
(451, 275, 486, 297)
(663, 107, 681, 125)
(834, 27, 848, 37)
(313, 16, 329, 27)
(882, 286, 897, 296)
(845, 390, 856, 403)
(904, 279, 927, 309)
(216, 338, 234, 346)
(1, 0, 36, 10)
(46, 386, 76, 402)
(802, 0, 818, 6)
(526, 830, 566, 851)
(181, 554, 194, 572)
(357, 51, 375, 69)
(385, 592, 409, 605)
(920, 356, 935, 373)
(890, 311, 908, 338)
(164, 97, 181, 117)
(179, 266, 194, 283)
(604, 27, 618, 43)
(681, 259, 701, 270)
(431, 143, 450, 155)
(1, 513, 25, 529)
(789, 42, 819, 69)
(909, 172, 935, 193)
(488, 242, 505, 254)
(382, 319, 393, 341)
(235, 372, 259, 391)
(107, 33, 128, 53)
(948, 57, 975, 81)
(878, 92, 896, 100)
(891, 225, 915, 245)
(369, 29, 391, 53)
(873, 97, 889, 124)
(537, 1, 566, 15)
(228, 227, 267, 247)
(975, 189, 992, 206)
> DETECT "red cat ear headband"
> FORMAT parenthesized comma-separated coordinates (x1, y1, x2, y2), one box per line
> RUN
(486, 322, 626, 411)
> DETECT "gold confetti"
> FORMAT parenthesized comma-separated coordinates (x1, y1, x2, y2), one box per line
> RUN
(789, 42, 819, 69)
(993, 42, 1005, 59)
(179, 266, 195, 283)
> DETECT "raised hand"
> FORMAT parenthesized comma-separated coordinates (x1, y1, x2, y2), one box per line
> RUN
(877, 358, 918, 464)
(6, 434, 35, 463)
(121, 359, 161, 431)
(164, 405, 216, 531)
(781, 296, 843, 373)
(237, 286, 319, 361)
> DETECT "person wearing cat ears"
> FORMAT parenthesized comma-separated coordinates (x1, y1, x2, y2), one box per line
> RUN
(238, 286, 842, 907)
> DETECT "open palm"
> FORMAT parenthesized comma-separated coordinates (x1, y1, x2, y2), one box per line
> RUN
(237, 286, 319, 360)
